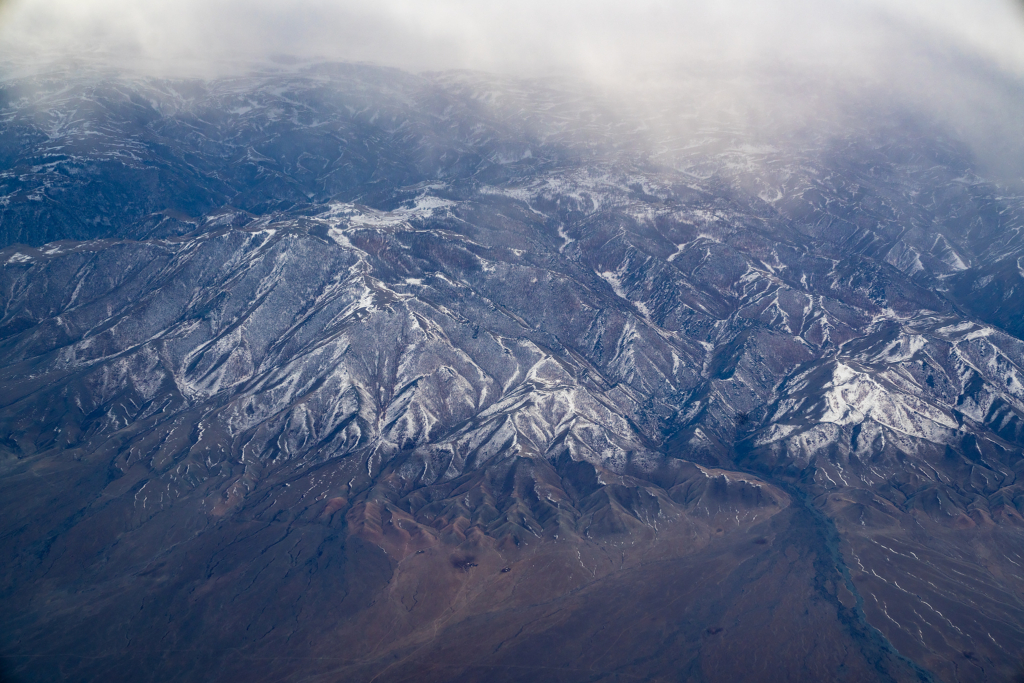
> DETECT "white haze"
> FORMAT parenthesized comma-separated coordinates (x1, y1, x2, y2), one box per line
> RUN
(0, 0, 1023, 180)
(1, 0, 1022, 78)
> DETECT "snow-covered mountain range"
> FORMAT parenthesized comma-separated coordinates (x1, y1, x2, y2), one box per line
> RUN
(2, 64, 1023, 682)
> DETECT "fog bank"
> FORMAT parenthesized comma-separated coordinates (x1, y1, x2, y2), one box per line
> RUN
(1, 0, 1023, 182)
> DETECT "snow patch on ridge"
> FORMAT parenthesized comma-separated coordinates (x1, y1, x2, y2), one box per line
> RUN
(820, 362, 958, 440)
(320, 197, 455, 234)
(598, 266, 651, 318)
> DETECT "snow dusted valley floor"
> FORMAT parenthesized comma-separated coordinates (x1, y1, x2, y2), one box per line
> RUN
(1, 64, 1024, 682)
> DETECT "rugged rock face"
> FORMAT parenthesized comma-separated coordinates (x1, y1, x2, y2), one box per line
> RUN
(1, 64, 1023, 683)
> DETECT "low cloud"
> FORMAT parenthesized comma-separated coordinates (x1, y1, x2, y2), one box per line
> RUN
(1, 0, 1021, 78)
(1, 0, 1023, 181)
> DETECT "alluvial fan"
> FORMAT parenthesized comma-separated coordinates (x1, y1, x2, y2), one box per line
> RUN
(1, 63, 1024, 683)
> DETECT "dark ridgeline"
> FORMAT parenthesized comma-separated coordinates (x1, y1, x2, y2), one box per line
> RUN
(1, 63, 1023, 682)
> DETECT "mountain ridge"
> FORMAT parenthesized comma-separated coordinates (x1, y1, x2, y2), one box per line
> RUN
(1, 64, 1024, 682)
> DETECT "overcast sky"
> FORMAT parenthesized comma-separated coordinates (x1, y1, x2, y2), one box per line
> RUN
(1, 0, 1022, 81)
